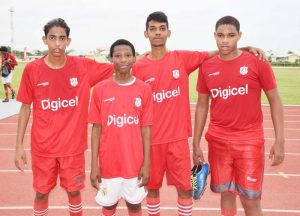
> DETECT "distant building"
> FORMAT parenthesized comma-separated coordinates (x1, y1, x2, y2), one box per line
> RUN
(273, 53, 300, 63)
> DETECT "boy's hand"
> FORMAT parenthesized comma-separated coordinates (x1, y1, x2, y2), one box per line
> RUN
(138, 164, 150, 187)
(90, 167, 101, 190)
(269, 141, 285, 166)
(247, 46, 267, 61)
(14, 146, 27, 171)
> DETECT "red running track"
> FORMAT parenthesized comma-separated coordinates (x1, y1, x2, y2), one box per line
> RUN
(0, 105, 299, 215)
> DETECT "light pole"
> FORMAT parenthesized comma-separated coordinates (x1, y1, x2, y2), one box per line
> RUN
(9, 7, 14, 53)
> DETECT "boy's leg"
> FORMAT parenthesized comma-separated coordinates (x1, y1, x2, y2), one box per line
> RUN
(240, 196, 262, 216)
(165, 140, 192, 216)
(221, 192, 237, 216)
(31, 154, 58, 216)
(102, 203, 118, 216)
(68, 191, 83, 216)
(146, 144, 168, 216)
(3, 84, 9, 101)
(126, 202, 142, 216)
(33, 192, 49, 216)
(58, 154, 85, 216)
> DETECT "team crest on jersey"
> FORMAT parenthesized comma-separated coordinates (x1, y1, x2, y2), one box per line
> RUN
(70, 77, 78, 87)
(172, 69, 180, 79)
(240, 66, 248, 75)
(135, 97, 142, 107)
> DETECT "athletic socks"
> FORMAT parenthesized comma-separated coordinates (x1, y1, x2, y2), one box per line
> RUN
(177, 196, 193, 216)
(68, 193, 83, 216)
(146, 196, 160, 216)
(33, 200, 48, 216)
(221, 208, 237, 216)
(102, 207, 116, 216)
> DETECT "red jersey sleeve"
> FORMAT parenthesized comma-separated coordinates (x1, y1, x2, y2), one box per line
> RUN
(258, 60, 277, 92)
(16, 64, 34, 104)
(178, 51, 209, 75)
(88, 85, 102, 124)
(140, 84, 153, 126)
(196, 66, 210, 94)
(85, 58, 114, 87)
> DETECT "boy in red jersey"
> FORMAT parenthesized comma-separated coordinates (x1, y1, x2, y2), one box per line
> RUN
(133, 11, 266, 216)
(89, 39, 153, 216)
(193, 16, 285, 216)
(0, 46, 17, 102)
(14, 18, 114, 216)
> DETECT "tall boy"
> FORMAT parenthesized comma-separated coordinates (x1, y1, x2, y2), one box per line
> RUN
(89, 39, 153, 216)
(15, 18, 114, 216)
(133, 11, 265, 216)
(193, 16, 284, 216)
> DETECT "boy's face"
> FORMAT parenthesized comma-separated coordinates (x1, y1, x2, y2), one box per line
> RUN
(214, 24, 241, 56)
(42, 26, 71, 58)
(111, 45, 136, 74)
(144, 20, 170, 47)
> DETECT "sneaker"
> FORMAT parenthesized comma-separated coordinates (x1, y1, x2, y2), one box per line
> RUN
(12, 92, 16, 99)
(2, 98, 9, 102)
(191, 161, 210, 200)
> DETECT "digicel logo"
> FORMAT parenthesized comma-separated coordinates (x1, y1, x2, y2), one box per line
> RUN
(210, 84, 248, 99)
(41, 96, 79, 111)
(107, 114, 139, 127)
(152, 86, 180, 103)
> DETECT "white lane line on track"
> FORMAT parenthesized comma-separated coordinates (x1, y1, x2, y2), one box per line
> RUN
(1, 170, 300, 177)
(0, 206, 300, 213)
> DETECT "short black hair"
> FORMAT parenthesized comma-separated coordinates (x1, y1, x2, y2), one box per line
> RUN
(109, 39, 135, 57)
(215, 16, 240, 32)
(146, 11, 169, 30)
(43, 18, 70, 37)
(0, 46, 8, 52)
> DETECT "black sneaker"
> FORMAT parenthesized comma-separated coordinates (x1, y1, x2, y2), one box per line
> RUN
(2, 98, 9, 102)
(12, 92, 16, 99)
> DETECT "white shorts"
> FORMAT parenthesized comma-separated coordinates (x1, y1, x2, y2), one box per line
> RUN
(1, 73, 12, 84)
(95, 177, 148, 207)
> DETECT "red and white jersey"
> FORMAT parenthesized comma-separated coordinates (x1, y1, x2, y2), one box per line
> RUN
(197, 51, 277, 140)
(88, 77, 153, 178)
(133, 51, 208, 144)
(1, 53, 17, 70)
(17, 56, 114, 157)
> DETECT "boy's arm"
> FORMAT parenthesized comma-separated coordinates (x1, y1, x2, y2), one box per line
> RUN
(192, 93, 209, 165)
(138, 126, 151, 187)
(15, 103, 31, 171)
(265, 88, 285, 166)
(207, 47, 267, 60)
(90, 123, 102, 190)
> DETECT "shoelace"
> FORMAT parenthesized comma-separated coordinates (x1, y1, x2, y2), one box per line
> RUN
(191, 175, 197, 190)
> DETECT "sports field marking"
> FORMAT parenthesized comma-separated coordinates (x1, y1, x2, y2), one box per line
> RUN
(278, 172, 289, 179)
(0, 206, 300, 213)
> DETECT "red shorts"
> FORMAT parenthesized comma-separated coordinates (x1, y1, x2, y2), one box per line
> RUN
(31, 153, 85, 194)
(147, 139, 191, 190)
(206, 134, 264, 200)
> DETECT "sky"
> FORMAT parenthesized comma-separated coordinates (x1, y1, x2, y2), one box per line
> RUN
(0, 0, 299, 56)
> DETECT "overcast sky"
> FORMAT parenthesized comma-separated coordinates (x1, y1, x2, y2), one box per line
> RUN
(0, 0, 299, 56)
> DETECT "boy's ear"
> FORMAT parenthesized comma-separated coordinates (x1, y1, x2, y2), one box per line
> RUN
(42, 36, 47, 45)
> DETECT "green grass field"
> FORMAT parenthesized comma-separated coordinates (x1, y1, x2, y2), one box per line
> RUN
(1, 62, 300, 105)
